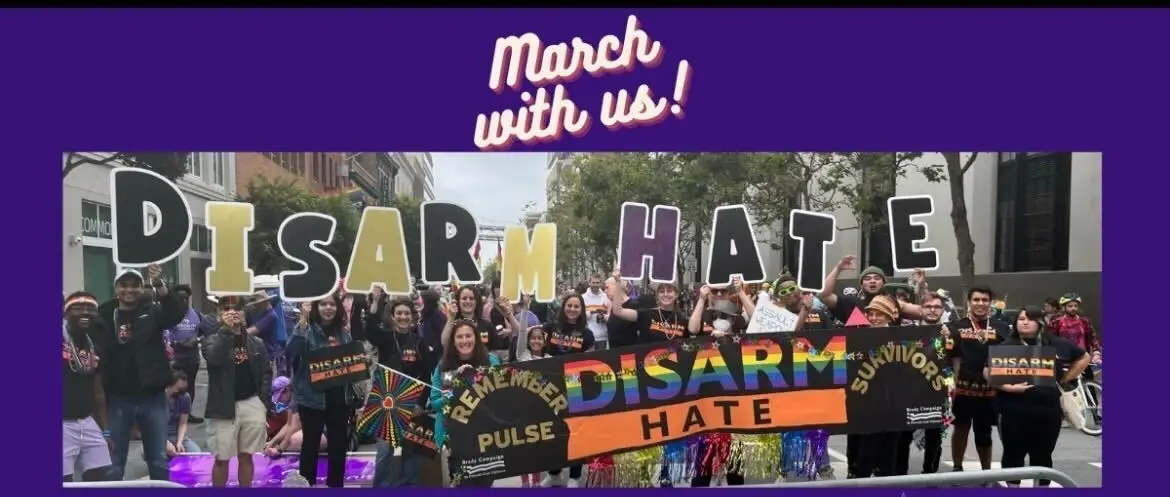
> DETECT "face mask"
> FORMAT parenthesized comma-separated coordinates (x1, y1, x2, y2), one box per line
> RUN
(713, 318, 732, 333)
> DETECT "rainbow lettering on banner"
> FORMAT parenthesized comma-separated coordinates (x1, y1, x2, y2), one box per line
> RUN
(618, 353, 640, 404)
(740, 339, 787, 390)
(564, 360, 616, 414)
(643, 347, 683, 401)
(791, 335, 848, 387)
(685, 347, 737, 395)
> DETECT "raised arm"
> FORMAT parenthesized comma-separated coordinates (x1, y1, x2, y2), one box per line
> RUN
(818, 255, 855, 310)
(688, 286, 709, 333)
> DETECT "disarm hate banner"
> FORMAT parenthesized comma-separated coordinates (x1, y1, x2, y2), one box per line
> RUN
(445, 326, 948, 480)
(987, 345, 1058, 387)
(305, 342, 369, 391)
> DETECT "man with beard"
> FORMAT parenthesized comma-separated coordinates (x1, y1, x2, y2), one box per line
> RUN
(62, 292, 113, 482)
(945, 286, 1009, 479)
(94, 264, 185, 481)
(817, 256, 930, 325)
(895, 292, 947, 475)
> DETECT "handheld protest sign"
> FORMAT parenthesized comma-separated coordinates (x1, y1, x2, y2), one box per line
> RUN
(277, 212, 341, 303)
(499, 223, 557, 303)
(205, 201, 255, 296)
(987, 345, 1058, 387)
(704, 204, 766, 286)
(616, 202, 681, 283)
(344, 207, 412, 295)
(419, 201, 483, 285)
(109, 168, 192, 267)
(887, 195, 940, 273)
(305, 342, 369, 391)
(788, 209, 837, 293)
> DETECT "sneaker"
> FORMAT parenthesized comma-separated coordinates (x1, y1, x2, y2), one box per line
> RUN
(567, 479, 579, 488)
(188, 415, 204, 424)
(540, 474, 565, 488)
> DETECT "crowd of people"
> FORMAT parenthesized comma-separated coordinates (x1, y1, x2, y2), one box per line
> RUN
(61, 256, 1101, 488)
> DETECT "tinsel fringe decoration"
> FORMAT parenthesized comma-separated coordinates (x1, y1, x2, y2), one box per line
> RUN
(780, 430, 830, 480)
(610, 444, 663, 487)
(916, 337, 956, 451)
(726, 433, 782, 481)
(584, 455, 615, 488)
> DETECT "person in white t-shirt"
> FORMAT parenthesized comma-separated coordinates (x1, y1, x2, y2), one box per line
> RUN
(580, 274, 611, 350)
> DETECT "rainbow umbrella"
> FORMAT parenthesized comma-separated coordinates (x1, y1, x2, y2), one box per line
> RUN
(358, 366, 425, 447)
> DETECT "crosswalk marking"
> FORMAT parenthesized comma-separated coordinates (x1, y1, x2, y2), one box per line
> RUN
(940, 462, 1062, 488)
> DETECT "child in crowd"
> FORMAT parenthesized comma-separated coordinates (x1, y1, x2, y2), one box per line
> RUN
(515, 328, 550, 487)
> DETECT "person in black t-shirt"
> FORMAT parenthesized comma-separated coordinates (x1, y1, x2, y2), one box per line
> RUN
(541, 294, 596, 357)
(363, 293, 436, 488)
(93, 265, 184, 482)
(817, 256, 931, 326)
(609, 275, 689, 343)
(62, 291, 113, 482)
(688, 282, 750, 339)
(988, 306, 1089, 487)
(945, 286, 1010, 476)
(202, 295, 272, 487)
(440, 285, 519, 356)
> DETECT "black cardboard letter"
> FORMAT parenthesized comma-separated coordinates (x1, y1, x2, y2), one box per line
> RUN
(704, 205, 766, 285)
(277, 213, 341, 302)
(887, 195, 940, 272)
(420, 201, 483, 285)
(110, 168, 192, 267)
(788, 210, 836, 293)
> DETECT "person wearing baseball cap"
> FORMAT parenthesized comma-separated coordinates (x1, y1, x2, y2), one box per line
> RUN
(816, 256, 931, 326)
(93, 264, 185, 482)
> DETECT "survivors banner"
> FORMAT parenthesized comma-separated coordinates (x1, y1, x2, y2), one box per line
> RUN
(445, 326, 948, 480)
(988, 345, 1057, 387)
(306, 342, 368, 391)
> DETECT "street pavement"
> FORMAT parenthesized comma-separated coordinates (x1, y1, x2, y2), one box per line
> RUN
(120, 361, 1102, 488)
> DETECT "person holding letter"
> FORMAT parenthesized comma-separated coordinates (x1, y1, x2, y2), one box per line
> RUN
(287, 294, 359, 487)
(201, 296, 273, 488)
(818, 256, 930, 324)
(985, 306, 1089, 487)
(95, 264, 184, 482)
(608, 269, 689, 343)
(441, 285, 518, 354)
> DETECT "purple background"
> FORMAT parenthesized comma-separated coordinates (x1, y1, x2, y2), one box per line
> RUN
(12, 7, 1153, 496)
(169, 452, 375, 488)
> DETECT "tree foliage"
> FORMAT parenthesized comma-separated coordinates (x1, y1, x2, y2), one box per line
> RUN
(240, 176, 360, 275)
(941, 152, 980, 298)
(64, 152, 190, 182)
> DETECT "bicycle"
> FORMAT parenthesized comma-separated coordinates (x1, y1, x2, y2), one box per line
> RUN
(1071, 364, 1102, 437)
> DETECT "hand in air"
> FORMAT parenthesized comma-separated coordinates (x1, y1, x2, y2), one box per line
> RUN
(837, 256, 856, 271)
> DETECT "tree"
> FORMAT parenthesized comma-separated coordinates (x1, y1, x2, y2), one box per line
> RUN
(941, 152, 980, 298)
(481, 259, 500, 283)
(238, 176, 360, 275)
(63, 152, 190, 182)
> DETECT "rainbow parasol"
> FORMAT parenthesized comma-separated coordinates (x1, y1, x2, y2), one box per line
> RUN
(357, 366, 425, 447)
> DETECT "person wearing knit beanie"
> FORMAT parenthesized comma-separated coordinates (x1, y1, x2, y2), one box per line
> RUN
(858, 266, 887, 296)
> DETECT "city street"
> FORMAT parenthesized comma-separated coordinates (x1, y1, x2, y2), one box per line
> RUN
(119, 361, 1101, 488)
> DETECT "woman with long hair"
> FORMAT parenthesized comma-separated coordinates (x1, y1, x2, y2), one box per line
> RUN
(987, 306, 1089, 487)
(429, 320, 500, 487)
(608, 270, 690, 343)
(286, 293, 357, 487)
(539, 294, 596, 487)
(439, 285, 521, 356)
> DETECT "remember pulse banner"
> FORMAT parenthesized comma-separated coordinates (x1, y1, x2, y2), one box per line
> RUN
(445, 326, 948, 480)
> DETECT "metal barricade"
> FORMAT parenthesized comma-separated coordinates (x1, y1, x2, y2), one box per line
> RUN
(64, 480, 188, 489)
(740, 466, 1079, 488)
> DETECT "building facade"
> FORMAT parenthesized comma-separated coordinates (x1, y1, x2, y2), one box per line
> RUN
(546, 152, 586, 206)
(63, 152, 239, 311)
(235, 152, 352, 197)
(385, 152, 435, 202)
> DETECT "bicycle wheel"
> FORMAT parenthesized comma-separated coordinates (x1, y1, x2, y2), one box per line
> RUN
(1079, 381, 1102, 437)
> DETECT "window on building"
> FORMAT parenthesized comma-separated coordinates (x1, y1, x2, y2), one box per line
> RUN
(187, 153, 204, 177)
(994, 152, 1072, 272)
(211, 153, 227, 187)
(189, 225, 213, 253)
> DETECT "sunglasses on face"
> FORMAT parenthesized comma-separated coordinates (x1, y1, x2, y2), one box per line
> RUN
(775, 285, 798, 298)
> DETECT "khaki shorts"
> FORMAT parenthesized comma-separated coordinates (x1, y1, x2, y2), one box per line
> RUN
(208, 396, 267, 461)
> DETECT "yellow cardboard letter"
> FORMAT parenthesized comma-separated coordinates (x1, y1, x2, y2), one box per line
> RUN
(344, 207, 411, 295)
(205, 201, 255, 296)
(500, 223, 557, 303)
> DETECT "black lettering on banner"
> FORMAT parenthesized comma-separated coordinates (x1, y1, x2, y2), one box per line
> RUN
(419, 201, 482, 285)
(305, 341, 368, 391)
(887, 195, 940, 272)
(278, 213, 341, 302)
(444, 326, 947, 480)
(788, 209, 836, 292)
(110, 168, 192, 266)
(704, 204, 766, 285)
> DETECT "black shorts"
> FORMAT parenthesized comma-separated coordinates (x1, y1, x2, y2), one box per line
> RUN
(952, 395, 998, 426)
